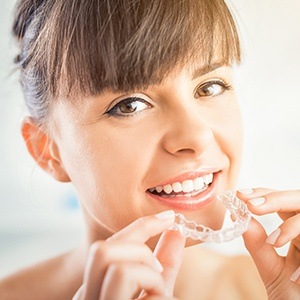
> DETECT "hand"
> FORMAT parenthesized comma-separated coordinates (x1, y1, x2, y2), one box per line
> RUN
(72, 210, 186, 300)
(238, 188, 300, 299)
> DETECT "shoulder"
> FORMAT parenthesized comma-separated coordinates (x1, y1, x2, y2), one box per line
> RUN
(0, 251, 82, 300)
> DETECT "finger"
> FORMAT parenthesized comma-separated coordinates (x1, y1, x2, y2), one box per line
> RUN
(83, 241, 164, 299)
(72, 284, 84, 300)
(108, 210, 175, 243)
(83, 212, 175, 299)
(146, 297, 179, 300)
(238, 189, 300, 216)
(286, 243, 300, 287)
(266, 214, 300, 247)
(237, 187, 275, 199)
(100, 262, 165, 300)
(154, 230, 186, 296)
(242, 217, 284, 286)
(290, 266, 300, 285)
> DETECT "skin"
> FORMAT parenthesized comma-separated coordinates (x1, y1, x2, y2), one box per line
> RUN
(46, 65, 243, 245)
(0, 63, 299, 299)
(238, 188, 300, 299)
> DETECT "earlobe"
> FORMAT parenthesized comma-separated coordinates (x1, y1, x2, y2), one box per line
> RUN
(21, 117, 70, 182)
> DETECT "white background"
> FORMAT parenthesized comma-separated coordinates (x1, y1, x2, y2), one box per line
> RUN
(0, 0, 299, 277)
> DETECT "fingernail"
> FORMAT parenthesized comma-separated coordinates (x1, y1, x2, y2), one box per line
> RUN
(266, 228, 281, 245)
(290, 266, 300, 282)
(155, 210, 175, 220)
(249, 197, 265, 206)
(238, 188, 254, 195)
(154, 257, 164, 273)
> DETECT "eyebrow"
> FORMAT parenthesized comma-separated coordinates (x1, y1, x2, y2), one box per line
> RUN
(191, 61, 227, 80)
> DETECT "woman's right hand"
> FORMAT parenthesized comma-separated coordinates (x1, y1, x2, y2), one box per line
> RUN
(72, 210, 186, 300)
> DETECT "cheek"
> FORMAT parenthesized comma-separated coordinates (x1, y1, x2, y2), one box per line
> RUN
(58, 125, 155, 229)
(216, 102, 243, 185)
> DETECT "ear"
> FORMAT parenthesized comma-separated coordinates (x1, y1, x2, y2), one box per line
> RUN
(21, 117, 70, 182)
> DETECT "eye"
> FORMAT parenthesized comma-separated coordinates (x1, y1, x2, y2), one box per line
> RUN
(195, 79, 232, 98)
(106, 97, 152, 117)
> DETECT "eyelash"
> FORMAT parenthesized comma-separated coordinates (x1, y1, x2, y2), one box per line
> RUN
(194, 79, 232, 98)
(106, 79, 232, 118)
(106, 97, 152, 117)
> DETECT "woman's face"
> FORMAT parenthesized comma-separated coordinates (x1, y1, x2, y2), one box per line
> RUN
(51, 64, 243, 241)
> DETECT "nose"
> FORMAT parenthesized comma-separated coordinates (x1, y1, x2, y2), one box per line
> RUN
(161, 106, 215, 158)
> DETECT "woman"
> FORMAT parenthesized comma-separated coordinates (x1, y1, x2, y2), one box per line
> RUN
(0, 0, 299, 299)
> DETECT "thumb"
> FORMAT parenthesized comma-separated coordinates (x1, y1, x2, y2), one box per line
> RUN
(154, 230, 186, 296)
(242, 217, 283, 285)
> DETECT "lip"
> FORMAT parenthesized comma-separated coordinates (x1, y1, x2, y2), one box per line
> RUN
(146, 171, 220, 211)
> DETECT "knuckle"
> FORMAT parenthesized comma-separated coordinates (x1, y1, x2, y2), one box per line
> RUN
(89, 240, 109, 261)
(263, 192, 284, 211)
(270, 192, 283, 204)
(108, 263, 128, 282)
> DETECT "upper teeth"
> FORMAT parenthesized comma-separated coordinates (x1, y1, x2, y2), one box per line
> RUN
(149, 173, 213, 194)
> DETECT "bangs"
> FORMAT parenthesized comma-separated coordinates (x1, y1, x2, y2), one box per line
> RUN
(32, 0, 241, 97)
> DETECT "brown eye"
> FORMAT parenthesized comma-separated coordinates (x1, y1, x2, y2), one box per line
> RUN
(195, 80, 231, 98)
(118, 101, 139, 113)
(107, 97, 152, 117)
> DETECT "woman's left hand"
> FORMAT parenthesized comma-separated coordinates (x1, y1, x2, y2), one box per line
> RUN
(237, 188, 300, 300)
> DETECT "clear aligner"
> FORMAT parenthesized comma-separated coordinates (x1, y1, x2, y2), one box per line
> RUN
(170, 190, 251, 243)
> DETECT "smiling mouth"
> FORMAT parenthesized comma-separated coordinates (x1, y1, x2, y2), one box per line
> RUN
(147, 173, 214, 198)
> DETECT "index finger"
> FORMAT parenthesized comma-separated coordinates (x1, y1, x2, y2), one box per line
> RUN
(238, 189, 300, 215)
(108, 210, 175, 243)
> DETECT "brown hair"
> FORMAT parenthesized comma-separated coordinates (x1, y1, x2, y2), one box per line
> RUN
(13, 0, 241, 126)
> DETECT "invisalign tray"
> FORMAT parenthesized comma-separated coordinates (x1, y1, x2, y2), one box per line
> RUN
(170, 190, 251, 243)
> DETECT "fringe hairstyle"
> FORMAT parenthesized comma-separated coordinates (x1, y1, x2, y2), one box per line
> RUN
(13, 0, 241, 125)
